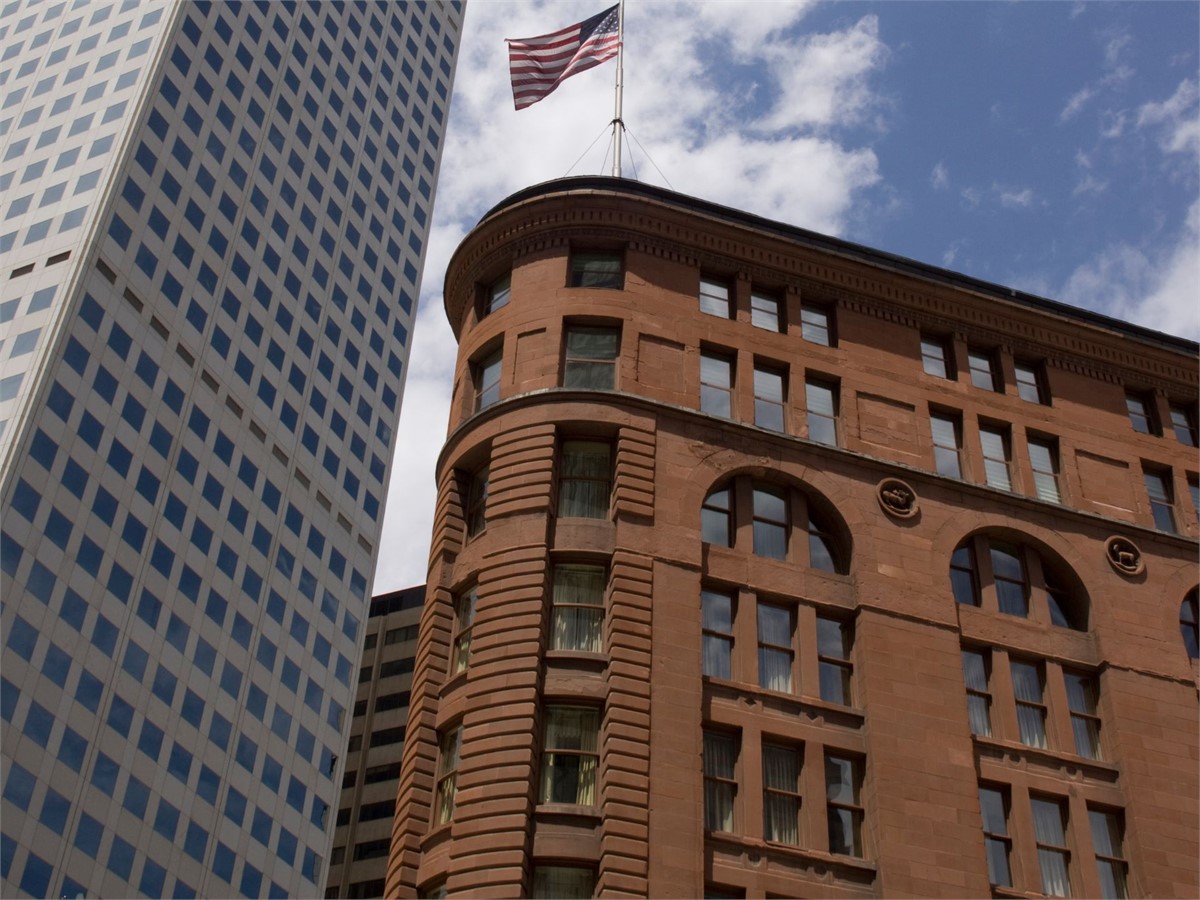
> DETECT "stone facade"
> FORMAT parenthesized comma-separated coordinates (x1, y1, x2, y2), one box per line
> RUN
(387, 178, 1199, 899)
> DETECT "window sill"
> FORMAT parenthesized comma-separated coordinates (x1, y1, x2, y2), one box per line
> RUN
(972, 735, 1119, 781)
(535, 802, 602, 822)
(705, 831, 877, 880)
(439, 668, 468, 699)
(545, 650, 607, 671)
(703, 677, 865, 729)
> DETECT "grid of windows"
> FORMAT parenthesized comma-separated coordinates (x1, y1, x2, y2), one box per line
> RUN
(0, 2, 463, 897)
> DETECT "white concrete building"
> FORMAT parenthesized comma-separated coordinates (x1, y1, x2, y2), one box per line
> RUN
(0, 1, 462, 896)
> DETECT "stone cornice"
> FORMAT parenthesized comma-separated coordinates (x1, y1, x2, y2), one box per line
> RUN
(444, 185, 1197, 393)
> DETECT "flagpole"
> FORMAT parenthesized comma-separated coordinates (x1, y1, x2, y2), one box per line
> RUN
(611, 0, 625, 178)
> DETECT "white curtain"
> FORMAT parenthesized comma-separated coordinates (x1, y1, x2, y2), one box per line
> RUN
(962, 651, 992, 737)
(541, 708, 598, 805)
(757, 605, 793, 692)
(703, 732, 736, 832)
(762, 745, 800, 844)
(552, 566, 604, 652)
(1064, 673, 1100, 758)
(558, 442, 610, 518)
(435, 728, 461, 824)
(1089, 809, 1127, 900)
(1032, 798, 1071, 897)
(702, 591, 733, 679)
(1011, 662, 1047, 748)
(532, 866, 595, 900)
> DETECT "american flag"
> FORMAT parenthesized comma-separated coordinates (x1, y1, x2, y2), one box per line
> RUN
(507, 5, 621, 110)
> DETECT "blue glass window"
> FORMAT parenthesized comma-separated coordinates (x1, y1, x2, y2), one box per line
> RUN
(23, 700, 54, 747)
(138, 718, 164, 761)
(58, 725, 87, 772)
(106, 693, 134, 737)
(123, 775, 150, 818)
(153, 801, 178, 844)
(224, 787, 247, 826)
(63, 457, 88, 497)
(209, 710, 231, 751)
(151, 664, 177, 706)
(39, 787, 70, 835)
(74, 811, 104, 858)
(167, 741, 193, 784)
(197, 764, 219, 805)
(140, 859, 167, 898)
(75, 669, 103, 713)
(41, 642, 71, 687)
(183, 821, 208, 862)
(107, 835, 135, 880)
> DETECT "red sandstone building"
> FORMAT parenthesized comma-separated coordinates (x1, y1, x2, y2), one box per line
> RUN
(386, 178, 1199, 899)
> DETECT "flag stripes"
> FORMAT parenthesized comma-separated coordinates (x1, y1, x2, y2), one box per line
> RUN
(507, 5, 620, 110)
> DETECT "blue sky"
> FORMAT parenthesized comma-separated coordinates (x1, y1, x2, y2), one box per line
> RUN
(374, 0, 1200, 594)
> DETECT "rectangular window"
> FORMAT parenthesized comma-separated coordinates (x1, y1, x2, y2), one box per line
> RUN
(1169, 403, 1198, 446)
(484, 273, 510, 315)
(532, 867, 595, 900)
(750, 290, 781, 332)
(434, 726, 461, 825)
(979, 786, 1013, 887)
(703, 730, 737, 832)
(762, 743, 801, 845)
(1125, 392, 1157, 435)
(569, 251, 622, 289)
(991, 543, 1029, 617)
(1032, 796, 1071, 897)
(825, 754, 863, 857)
(752, 486, 787, 560)
(817, 616, 853, 705)
(1011, 659, 1048, 749)
(701, 589, 734, 679)
(1015, 360, 1050, 404)
(801, 303, 832, 346)
(563, 326, 618, 390)
(931, 412, 963, 478)
(757, 603, 793, 693)
(805, 377, 838, 447)
(961, 649, 992, 737)
(699, 276, 730, 318)
(753, 364, 785, 433)
(1064, 670, 1101, 759)
(465, 468, 487, 538)
(951, 544, 980, 606)
(701, 488, 732, 547)
(979, 424, 1012, 490)
(1028, 437, 1062, 503)
(473, 348, 501, 411)
(1089, 808, 1128, 900)
(540, 707, 599, 806)
(551, 565, 604, 653)
(921, 335, 953, 379)
(700, 350, 733, 418)
(557, 440, 611, 518)
(1144, 468, 1176, 533)
(968, 348, 1000, 392)
(451, 587, 477, 674)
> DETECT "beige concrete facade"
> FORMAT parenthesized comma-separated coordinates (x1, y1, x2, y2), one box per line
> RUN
(387, 178, 1199, 899)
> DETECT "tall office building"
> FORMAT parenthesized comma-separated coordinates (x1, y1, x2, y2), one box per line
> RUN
(387, 177, 1197, 898)
(326, 585, 423, 900)
(0, 1, 461, 897)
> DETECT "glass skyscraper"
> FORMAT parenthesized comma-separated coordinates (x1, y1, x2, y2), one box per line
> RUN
(0, 1, 462, 897)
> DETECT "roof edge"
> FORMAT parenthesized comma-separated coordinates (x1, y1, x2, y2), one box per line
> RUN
(474, 176, 1198, 356)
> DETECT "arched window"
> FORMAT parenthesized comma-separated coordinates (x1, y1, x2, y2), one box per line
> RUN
(700, 477, 849, 575)
(1182, 589, 1199, 659)
(949, 533, 1087, 631)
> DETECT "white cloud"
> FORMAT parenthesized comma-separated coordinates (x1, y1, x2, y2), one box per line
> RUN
(998, 187, 1035, 209)
(1136, 78, 1200, 155)
(1060, 86, 1095, 122)
(1072, 173, 1108, 196)
(1059, 199, 1200, 341)
(930, 161, 949, 191)
(960, 186, 982, 208)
